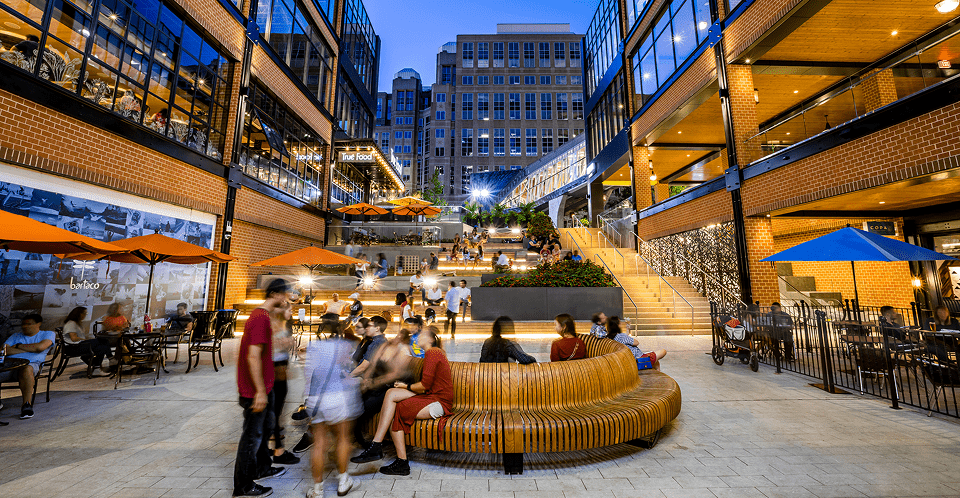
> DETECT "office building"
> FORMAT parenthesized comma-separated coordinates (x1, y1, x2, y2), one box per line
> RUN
(374, 68, 431, 188)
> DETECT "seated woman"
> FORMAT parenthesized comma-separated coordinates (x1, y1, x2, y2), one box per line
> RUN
(479, 316, 536, 364)
(100, 302, 130, 333)
(926, 305, 960, 331)
(62, 306, 112, 377)
(550, 313, 586, 362)
(395, 292, 414, 321)
(350, 326, 453, 476)
(605, 316, 667, 371)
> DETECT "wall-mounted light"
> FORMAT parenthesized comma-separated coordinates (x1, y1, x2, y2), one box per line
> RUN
(912, 278, 923, 288)
(754, 88, 759, 104)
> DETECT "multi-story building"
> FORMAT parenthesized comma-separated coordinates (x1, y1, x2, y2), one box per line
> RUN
(568, 0, 960, 310)
(374, 69, 431, 188)
(422, 25, 585, 205)
(0, 0, 396, 331)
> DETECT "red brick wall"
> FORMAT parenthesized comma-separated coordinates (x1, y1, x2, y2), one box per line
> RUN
(638, 188, 734, 240)
(741, 101, 960, 215)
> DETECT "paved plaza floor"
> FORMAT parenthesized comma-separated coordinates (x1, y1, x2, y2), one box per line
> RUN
(1, 334, 959, 498)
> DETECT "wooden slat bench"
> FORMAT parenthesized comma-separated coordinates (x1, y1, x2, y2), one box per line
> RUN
(394, 334, 681, 474)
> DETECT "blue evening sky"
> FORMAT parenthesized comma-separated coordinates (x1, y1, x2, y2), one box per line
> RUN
(364, 0, 597, 92)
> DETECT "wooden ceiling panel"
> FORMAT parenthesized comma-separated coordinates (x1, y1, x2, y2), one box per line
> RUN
(763, 0, 955, 63)
(651, 93, 726, 145)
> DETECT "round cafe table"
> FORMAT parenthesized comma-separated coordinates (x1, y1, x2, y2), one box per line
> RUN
(0, 357, 29, 426)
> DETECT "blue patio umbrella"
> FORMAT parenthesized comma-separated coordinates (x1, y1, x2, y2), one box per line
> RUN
(761, 227, 955, 306)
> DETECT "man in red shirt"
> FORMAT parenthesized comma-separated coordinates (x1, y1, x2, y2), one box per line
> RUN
(233, 279, 289, 497)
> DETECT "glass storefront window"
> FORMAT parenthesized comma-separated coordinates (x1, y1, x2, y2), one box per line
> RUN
(240, 82, 326, 206)
(629, 0, 711, 110)
(0, 0, 231, 160)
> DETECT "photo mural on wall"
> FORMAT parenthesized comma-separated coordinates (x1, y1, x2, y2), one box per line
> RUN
(0, 181, 213, 340)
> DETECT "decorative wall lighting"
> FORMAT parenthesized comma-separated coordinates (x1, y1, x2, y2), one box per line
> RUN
(754, 88, 759, 104)
(936, 0, 959, 13)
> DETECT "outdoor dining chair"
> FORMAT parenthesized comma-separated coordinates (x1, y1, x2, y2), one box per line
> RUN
(112, 332, 165, 389)
(185, 311, 228, 373)
(0, 330, 60, 404)
(916, 332, 960, 416)
(53, 328, 94, 380)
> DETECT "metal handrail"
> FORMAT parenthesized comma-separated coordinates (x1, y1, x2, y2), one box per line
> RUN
(597, 229, 695, 334)
(632, 230, 747, 310)
(594, 254, 641, 336)
(597, 227, 627, 274)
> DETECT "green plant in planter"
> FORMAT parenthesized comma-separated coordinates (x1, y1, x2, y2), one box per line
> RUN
(491, 203, 505, 225)
(481, 260, 617, 287)
(462, 201, 481, 224)
(505, 210, 518, 225)
(526, 211, 559, 241)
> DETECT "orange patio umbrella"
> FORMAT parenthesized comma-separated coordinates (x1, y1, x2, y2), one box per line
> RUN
(251, 246, 364, 311)
(0, 209, 126, 255)
(391, 203, 442, 217)
(387, 196, 432, 206)
(336, 202, 389, 216)
(67, 233, 234, 314)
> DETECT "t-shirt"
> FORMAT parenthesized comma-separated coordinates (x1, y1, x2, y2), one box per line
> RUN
(409, 275, 424, 288)
(410, 332, 425, 358)
(401, 303, 413, 320)
(237, 308, 275, 398)
(63, 321, 93, 343)
(612, 332, 644, 359)
(550, 336, 586, 362)
(349, 301, 363, 317)
(304, 337, 360, 397)
(167, 312, 195, 332)
(427, 287, 442, 301)
(590, 323, 607, 338)
(363, 334, 387, 363)
(4, 330, 56, 364)
(445, 288, 460, 313)
(324, 300, 347, 315)
(572, 255, 582, 262)
(497, 254, 509, 266)
(459, 287, 471, 302)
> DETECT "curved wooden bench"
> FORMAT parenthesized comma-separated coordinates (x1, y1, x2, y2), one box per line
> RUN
(396, 334, 681, 473)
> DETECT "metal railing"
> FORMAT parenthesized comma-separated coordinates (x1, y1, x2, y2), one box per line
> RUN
(594, 254, 641, 336)
(777, 274, 843, 308)
(711, 301, 959, 418)
(635, 231, 746, 312)
(630, 239, 696, 334)
(329, 224, 441, 246)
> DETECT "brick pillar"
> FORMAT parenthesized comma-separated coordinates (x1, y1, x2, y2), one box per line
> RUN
(653, 183, 670, 202)
(220, 61, 244, 166)
(633, 145, 651, 210)
(727, 64, 760, 166)
(744, 216, 779, 306)
(861, 69, 897, 112)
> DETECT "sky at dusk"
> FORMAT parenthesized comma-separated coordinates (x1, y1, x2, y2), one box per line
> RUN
(364, 0, 597, 92)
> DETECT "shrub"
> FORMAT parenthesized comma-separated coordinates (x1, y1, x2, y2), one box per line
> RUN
(525, 211, 559, 240)
(481, 260, 617, 288)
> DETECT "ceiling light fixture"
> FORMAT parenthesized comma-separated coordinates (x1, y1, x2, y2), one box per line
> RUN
(891, 30, 899, 36)
(745, 59, 751, 63)
(793, 90, 799, 94)
(879, 201, 886, 204)
(936, 0, 959, 13)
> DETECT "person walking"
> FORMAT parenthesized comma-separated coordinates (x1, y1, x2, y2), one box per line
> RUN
(304, 321, 361, 498)
(458, 280, 471, 323)
(354, 254, 369, 290)
(269, 300, 299, 465)
(233, 279, 288, 498)
(444, 281, 459, 339)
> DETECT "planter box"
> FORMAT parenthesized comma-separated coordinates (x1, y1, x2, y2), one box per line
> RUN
(471, 286, 623, 321)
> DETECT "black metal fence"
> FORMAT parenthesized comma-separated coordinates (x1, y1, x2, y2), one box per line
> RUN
(710, 301, 960, 418)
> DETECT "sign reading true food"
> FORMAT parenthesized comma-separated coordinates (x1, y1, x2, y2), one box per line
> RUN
(339, 151, 375, 163)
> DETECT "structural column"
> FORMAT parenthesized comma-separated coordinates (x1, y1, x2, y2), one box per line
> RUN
(744, 216, 779, 306)
(587, 179, 605, 226)
(633, 145, 652, 211)
(727, 64, 761, 166)
(861, 69, 898, 112)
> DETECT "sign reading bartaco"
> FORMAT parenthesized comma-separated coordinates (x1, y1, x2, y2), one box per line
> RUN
(338, 151, 375, 163)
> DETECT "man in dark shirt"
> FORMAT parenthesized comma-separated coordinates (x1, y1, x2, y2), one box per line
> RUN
(166, 302, 195, 335)
(233, 279, 288, 497)
(429, 252, 439, 272)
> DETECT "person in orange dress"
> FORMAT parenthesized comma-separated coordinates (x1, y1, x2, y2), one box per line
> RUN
(349, 326, 453, 476)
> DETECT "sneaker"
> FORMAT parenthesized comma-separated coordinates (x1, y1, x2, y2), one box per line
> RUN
(337, 474, 356, 496)
(19, 403, 33, 419)
(305, 483, 322, 498)
(254, 467, 286, 481)
(291, 433, 314, 453)
(378, 458, 410, 476)
(349, 442, 383, 463)
(273, 450, 300, 465)
(291, 404, 309, 421)
(233, 483, 273, 497)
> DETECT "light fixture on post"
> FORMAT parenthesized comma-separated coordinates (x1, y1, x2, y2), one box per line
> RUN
(936, 0, 959, 12)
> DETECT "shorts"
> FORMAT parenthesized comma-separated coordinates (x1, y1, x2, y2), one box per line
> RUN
(0, 362, 38, 382)
(306, 390, 361, 425)
(426, 401, 444, 419)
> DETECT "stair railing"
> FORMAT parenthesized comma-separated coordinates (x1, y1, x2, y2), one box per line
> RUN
(633, 230, 746, 311)
(597, 229, 695, 334)
(594, 254, 642, 335)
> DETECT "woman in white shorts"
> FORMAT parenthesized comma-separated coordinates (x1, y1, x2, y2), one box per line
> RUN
(304, 321, 362, 498)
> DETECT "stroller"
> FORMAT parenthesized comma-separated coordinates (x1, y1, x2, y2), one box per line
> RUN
(711, 310, 760, 372)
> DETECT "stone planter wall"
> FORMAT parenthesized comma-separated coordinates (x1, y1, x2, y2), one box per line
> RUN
(471, 286, 624, 321)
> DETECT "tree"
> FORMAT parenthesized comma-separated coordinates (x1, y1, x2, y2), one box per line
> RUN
(421, 169, 447, 207)
(526, 211, 559, 240)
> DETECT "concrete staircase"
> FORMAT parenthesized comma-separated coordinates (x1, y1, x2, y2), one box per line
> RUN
(561, 228, 712, 335)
